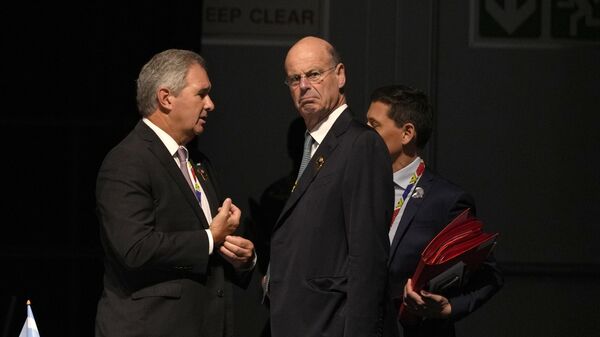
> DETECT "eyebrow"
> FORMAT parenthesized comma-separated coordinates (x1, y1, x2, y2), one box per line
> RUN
(288, 67, 330, 75)
(197, 86, 211, 95)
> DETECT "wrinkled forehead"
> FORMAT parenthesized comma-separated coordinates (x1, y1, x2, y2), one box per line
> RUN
(285, 43, 333, 73)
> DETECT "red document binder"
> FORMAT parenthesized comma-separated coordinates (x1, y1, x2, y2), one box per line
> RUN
(398, 208, 498, 325)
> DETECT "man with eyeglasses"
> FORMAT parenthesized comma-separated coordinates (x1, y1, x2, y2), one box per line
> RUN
(267, 36, 398, 337)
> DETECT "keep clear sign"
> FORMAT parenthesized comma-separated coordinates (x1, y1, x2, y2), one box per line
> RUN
(202, 0, 328, 45)
(470, 0, 599, 47)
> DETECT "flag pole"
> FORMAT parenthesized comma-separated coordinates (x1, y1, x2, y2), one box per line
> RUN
(19, 299, 41, 337)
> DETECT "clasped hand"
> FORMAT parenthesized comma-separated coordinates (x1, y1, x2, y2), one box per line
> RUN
(210, 198, 255, 270)
(403, 278, 452, 319)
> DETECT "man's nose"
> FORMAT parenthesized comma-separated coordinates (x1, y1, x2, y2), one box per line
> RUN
(205, 96, 215, 111)
(299, 76, 311, 90)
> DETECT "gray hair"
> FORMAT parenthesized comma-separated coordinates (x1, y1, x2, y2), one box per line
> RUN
(136, 49, 206, 117)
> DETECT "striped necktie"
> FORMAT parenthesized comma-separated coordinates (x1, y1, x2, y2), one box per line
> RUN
(296, 132, 314, 181)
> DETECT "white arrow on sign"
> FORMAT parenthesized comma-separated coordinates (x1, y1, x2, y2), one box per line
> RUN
(485, 0, 537, 34)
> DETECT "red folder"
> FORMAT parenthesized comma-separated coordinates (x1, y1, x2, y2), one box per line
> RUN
(398, 208, 498, 325)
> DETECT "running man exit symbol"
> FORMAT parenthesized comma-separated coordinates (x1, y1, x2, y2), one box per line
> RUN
(555, 0, 600, 37)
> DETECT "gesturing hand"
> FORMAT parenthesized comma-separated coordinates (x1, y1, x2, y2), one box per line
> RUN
(209, 198, 241, 245)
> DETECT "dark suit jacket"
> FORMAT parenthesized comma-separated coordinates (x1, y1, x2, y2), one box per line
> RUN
(388, 168, 503, 337)
(95, 121, 249, 337)
(269, 109, 398, 337)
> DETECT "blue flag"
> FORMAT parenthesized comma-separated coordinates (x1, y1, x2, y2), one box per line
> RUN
(19, 300, 40, 337)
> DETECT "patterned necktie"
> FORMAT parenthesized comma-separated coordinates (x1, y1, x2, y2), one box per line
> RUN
(296, 132, 314, 181)
(389, 160, 425, 229)
(176, 146, 194, 191)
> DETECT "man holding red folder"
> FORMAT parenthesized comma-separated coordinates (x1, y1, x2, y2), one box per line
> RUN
(367, 85, 503, 336)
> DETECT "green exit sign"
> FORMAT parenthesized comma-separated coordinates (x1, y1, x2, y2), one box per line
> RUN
(471, 0, 599, 47)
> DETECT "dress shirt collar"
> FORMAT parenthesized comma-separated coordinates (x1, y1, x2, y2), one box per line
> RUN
(142, 118, 180, 157)
(307, 104, 347, 146)
(393, 156, 422, 190)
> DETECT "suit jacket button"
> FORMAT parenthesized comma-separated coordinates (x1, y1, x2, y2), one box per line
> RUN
(217, 289, 224, 297)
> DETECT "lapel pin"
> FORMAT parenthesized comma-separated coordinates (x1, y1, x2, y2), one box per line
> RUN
(411, 187, 425, 199)
(194, 164, 208, 181)
(316, 156, 325, 170)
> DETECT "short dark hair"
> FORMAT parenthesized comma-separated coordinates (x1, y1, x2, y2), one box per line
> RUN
(369, 85, 433, 149)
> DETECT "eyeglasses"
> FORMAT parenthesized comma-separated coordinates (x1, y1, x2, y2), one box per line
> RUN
(284, 66, 337, 87)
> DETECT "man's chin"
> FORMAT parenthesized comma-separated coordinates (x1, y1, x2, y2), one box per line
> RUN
(194, 127, 205, 135)
(193, 122, 206, 135)
(299, 105, 319, 116)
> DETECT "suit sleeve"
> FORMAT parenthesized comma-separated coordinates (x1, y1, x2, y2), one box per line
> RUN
(96, 146, 210, 274)
(445, 192, 504, 322)
(342, 130, 393, 336)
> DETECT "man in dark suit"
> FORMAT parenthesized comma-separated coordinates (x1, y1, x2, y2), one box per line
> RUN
(268, 36, 396, 337)
(95, 49, 255, 337)
(366, 85, 503, 337)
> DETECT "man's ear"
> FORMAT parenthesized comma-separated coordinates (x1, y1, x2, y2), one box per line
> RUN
(157, 88, 173, 111)
(336, 63, 346, 89)
(401, 123, 416, 145)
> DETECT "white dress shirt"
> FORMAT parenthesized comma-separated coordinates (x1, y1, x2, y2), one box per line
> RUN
(307, 103, 347, 156)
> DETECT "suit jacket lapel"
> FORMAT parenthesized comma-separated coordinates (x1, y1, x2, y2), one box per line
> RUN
(135, 121, 209, 229)
(389, 169, 433, 266)
(273, 109, 353, 231)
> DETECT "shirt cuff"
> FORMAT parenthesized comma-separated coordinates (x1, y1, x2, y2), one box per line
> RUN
(205, 229, 214, 254)
(237, 250, 258, 272)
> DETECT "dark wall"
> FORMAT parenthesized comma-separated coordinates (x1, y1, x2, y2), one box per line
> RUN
(434, 2, 600, 336)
